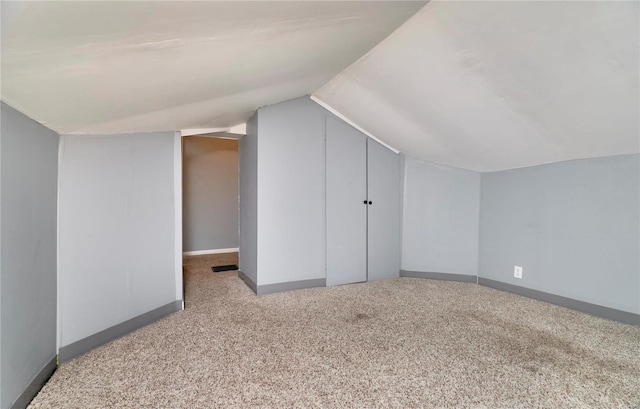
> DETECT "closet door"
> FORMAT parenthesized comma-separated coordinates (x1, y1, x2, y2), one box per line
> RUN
(367, 139, 401, 281)
(326, 117, 367, 286)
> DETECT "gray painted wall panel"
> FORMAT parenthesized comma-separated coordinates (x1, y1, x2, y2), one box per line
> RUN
(257, 98, 326, 286)
(479, 154, 640, 314)
(1, 103, 2, 409)
(326, 116, 367, 286)
(367, 139, 402, 281)
(58, 132, 178, 347)
(1, 102, 58, 409)
(401, 156, 480, 276)
(183, 137, 238, 252)
(239, 113, 258, 284)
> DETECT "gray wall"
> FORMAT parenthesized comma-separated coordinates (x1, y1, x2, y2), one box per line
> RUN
(239, 113, 258, 285)
(257, 98, 326, 286)
(367, 139, 402, 281)
(479, 154, 640, 314)
(58, 132, 179, 347)
(401, 156, 480, 276)
(246, 97, 403, 288)
(1, 103, 58, 409)
(183, 137, 238, 252)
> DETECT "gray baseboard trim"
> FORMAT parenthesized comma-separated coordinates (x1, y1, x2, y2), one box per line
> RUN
(10, 356, 57, 409)
(238, 270, 257, 294)
(478, 277, 640, 326)
(59, 300, 183, 364)
(400, 270, 477, 283)
(237, 271, 325, 296)
(258, 278, 326, 295)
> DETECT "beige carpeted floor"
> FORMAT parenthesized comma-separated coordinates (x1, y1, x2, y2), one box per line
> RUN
(29, 254, 640, 408)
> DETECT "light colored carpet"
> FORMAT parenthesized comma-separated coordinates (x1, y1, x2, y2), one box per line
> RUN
(29, 254, 640, 408)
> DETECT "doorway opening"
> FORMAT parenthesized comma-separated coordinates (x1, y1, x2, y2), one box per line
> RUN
(181, 130, 242, 304)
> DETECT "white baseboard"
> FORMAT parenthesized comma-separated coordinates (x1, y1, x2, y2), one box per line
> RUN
(183, 247, 239, 256)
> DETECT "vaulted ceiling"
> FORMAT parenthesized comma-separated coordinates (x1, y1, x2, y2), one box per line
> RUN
(315, 1, 639, 171)
(1, 1, 424, 133)
(2, 1, 638, 171)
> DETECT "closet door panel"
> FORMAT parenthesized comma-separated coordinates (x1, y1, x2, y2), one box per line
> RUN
(326, 117, 367, 286)
(367, 139, 402, 281)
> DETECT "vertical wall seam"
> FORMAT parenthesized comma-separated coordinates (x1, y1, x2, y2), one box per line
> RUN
(0, 101, 3, 406)
(174, 132, 184, 305)
(323, 112, 328, 282)
(56, 136, 64, 352)
(477, 172, 482, 284)
(254, 108, 262, 291)
(365, 139, 369, 282)
(125, 136, 133, 316)
(399, 153, 406, 272)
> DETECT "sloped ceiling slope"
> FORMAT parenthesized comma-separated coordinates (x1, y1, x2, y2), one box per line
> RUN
(315, 1, 639, 171)
(0, 1, 425, 134)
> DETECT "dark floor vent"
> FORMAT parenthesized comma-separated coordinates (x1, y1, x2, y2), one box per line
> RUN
(211, 264, 238, 272)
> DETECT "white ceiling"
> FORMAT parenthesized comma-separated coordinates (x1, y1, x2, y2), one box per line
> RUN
(0, 1, 424, 134)
(2, 1, 638, 171)
(316, 1, 639, 171)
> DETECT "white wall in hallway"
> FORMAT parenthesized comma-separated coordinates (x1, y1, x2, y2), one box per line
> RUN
(182, 137, 238, 252)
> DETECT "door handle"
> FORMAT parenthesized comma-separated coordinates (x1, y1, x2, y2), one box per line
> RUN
(368, 201, 372, 205)
(363, 200, 368, 204)
(364, 200, 372, 205)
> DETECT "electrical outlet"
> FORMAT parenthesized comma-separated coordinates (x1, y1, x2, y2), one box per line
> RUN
(514, 265, 523, 279)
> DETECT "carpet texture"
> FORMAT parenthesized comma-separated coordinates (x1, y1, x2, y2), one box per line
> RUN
(29, 253, 640, 408)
